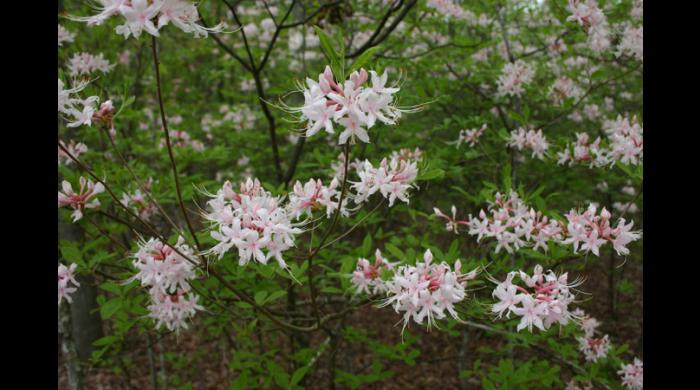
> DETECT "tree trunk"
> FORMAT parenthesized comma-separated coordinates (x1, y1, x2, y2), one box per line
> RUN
(59, 299, 83, 390)
(59, 211, 104, 362)
(70, 273, 104, 361)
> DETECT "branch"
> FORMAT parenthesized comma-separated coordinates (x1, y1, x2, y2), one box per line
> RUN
(221, 0, 284, 182)
(101, 126, 185, 239)
(307, 142, 352, 325)
(257, 0, 297, 72)
(377, 41, 487, 60)
(199, 15, 253, 72)
(151, 36, 205, 258)
(279, 1, 343, 29)
(346, 0, 418, 59)
(283, 136, 306, 187)
(535, 63, 642, 132)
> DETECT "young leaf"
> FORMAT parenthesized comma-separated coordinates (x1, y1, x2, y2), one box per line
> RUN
(349, 47, 380, 73)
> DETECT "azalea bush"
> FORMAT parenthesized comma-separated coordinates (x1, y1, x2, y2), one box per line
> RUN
(57, 0, 643, 389)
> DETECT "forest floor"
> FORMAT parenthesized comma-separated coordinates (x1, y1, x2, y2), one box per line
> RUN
(59, 259, 642, 389)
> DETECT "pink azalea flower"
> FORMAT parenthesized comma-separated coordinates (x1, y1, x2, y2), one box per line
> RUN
(58, 177, 105, 222)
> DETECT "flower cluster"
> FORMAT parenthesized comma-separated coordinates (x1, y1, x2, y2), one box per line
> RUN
(205, 178, 302, 269)
(578, 334, 611, 362)
(286, 29, 321, 70)
(351, 151, 420, 207)
(118, 49, 131, 64)
(58, 79, 100, 128)
(603, 115, 643, 166)
(556, 115, 642, 167)
(93, 100, 117, 133)
(574, 310, 611, 362)
(288, 30, 320, 52)
(288, 178, 345, 219)
(630, 0, 643, 20)
(567, 0, 610, 52)
(121, 184, 158, 222)
(239, 18, 277, 45)
(218, 104, 257, 131)
(351, 249, 396, 295)
(58, 263, 80, 305)
(566, 380, 593, 390)
(507, 127, 549, 160)
(573, 309, 601, 337)
(69, 0, 225, 39)
(466, 191, 563, 253)
(618, 358, 643, 390)
(240, 78, 264, 92)
(381, 249, 477, 330)
(58, 140, 88, 166)
(456, 124, 487, 147)
(147, 289, 204, 332)
(491, 265, 581, 332)
(496, 60, 534, 98)
(557, 132, 608, 167)
(130, 236, 203, 332)
(295, 65, 401, 145)
(434, 205, 470, 234)
(582, 103, 601, 121)
(616, 25, 643, 61)
(68, 52, 114, 77)
(330, 152, 361, 181)
(58, 177, 105, 222)
(426, 0, 475, 21)
(159, 130, 204, 151)
(390, 147, 423, 162)
(131, 236, 196, 295)
(613, 201, 638, 215)
(58, 25, 75, 47)
(562, 204, 641, 256)
(550, 77, 583, 105)
(547, 36, 568, 56)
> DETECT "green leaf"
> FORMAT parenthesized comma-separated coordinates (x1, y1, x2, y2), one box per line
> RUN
(384, 243, 404, 260)
(269, 361, 289, 388)
(615, 343, 630, 355)
(290, 367, 309, 387)
(447, 239, 460, 260)
(349, 47, 380, 73)
(616, 163, 642, 182)
(498, 127, 510, 140)
(502, 162, 512, 192)
(93, 335, 118, 347)
(482, 377, 497, 390)
(591, 69, 606, 80)
(418, 168, 445, 181)
(59, 242, 84, 267)
(115, 95, 135, 118)
(266, 290, 287, 304)
(314, 27, 335, 58)
(361, 233, 373, 256)
(254, 290, 268, 306)
(99, 282, 122, 295)
(100, 299, 122, 320)
(320, 286, 343, 294)
(236, 301, 253, 309)
(314, 26, 343, 79)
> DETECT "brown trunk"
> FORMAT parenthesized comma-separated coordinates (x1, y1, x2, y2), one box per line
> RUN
(70, 273, 104, 361)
